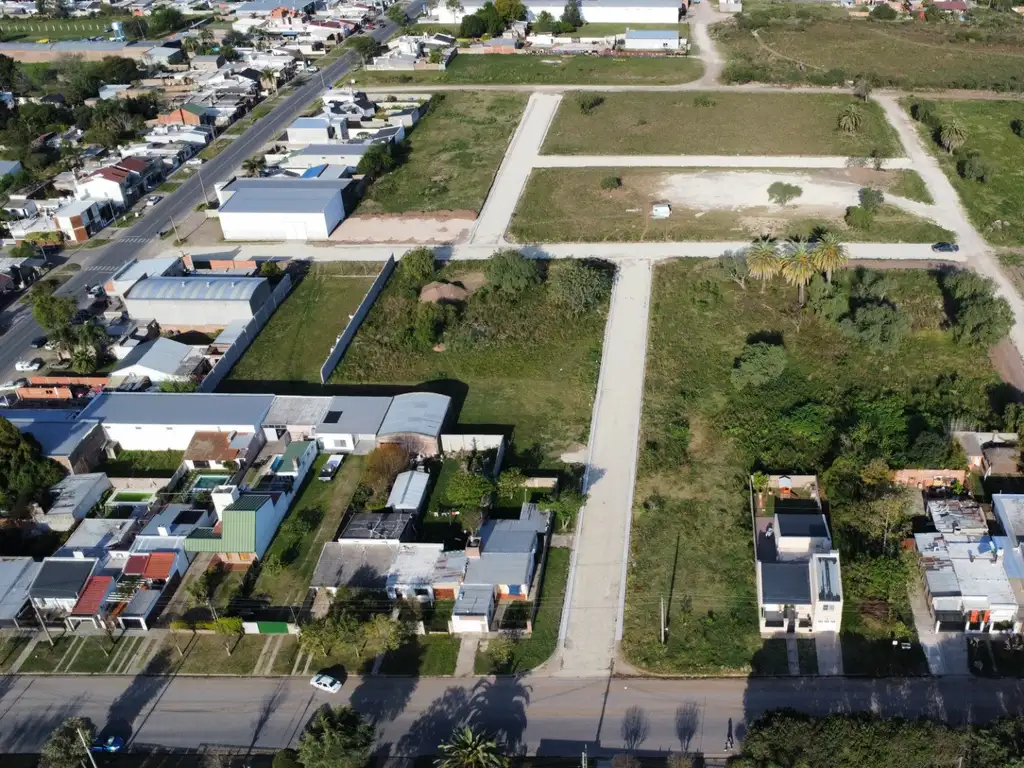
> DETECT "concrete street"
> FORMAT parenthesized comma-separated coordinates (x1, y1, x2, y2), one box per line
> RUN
(3, 673, 1024, 756)
(0, 9, 420, 380)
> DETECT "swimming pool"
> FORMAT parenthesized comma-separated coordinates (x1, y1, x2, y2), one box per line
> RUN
(193, 474, 229, 490)
(270, 457, 282, 472)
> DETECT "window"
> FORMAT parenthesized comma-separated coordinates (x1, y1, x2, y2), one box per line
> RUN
(193, 460, 210, 469)
(508, 585, 522, 596)
(414, 588, 430, 597)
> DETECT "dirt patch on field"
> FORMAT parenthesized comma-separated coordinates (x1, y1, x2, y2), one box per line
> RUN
(331, 211, 476, 244)
(990, 338, 1024, 393)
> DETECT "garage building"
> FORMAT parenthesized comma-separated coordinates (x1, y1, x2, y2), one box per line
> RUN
(217, 178, 349, 241)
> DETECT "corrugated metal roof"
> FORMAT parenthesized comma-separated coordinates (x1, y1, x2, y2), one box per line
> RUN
(126, 275, 267, 302)
(318, 396, 392, 435)
(465, 552, 532, 587)
(70, 575, 112, 616)
(112, 337, 201, 377)
(378, 393, 450, 438)
(78, 392, 274, 427)
(624, 29, 678, 39)
(454, 584, 493, 615)
(123, 587, 161, 617)
(185, 507, 258, 553)
(225, 494, 270, 512)
(218, 180, 345, 215)
(0, 558, 42, 621)
(387, 471, 430, 512)
(124, 553, 149, 576)
(30, 558, 96, 599)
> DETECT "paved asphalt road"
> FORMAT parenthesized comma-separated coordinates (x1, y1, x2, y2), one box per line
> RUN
(3, 673, 1024, 756)
(0, 12, 418, 381)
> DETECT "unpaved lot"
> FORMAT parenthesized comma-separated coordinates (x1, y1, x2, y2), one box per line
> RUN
(331, 213, 476, 244)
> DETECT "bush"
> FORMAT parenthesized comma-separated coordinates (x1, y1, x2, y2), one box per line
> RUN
(944, 270, 1014, 346)
(549, 260, 612, 316)
(1012, 118, 1024, 138)
(840, 303, 910, 349)
(910, 100, 939, 128)
(869, 3, 897, 19)
(576, 94, 604, 114)
(693, 94, 716, 107)
(767, 181, 802, 205)
(356, 142, 396, 179)
(484, 249, 540, 294)
(414, 302, 447, 347)
(845, 205, 874, 229)
(858, 187, 884, 213)
(730, 342, 788, 389)
(600, 175, 621, 190)
(957, 150, 989, 182)
(396, 246, 436, 295)
(459, 14, 486, 37)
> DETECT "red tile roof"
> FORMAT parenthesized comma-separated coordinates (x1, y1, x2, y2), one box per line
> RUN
(143, 552, 176, 580)
(124, 553, 149, 576)
(88, 167, 131, 184)
(116, 156, 150, 173)
(71, 575, 113, 616)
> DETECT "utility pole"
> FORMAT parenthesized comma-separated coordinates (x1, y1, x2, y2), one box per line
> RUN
(31, 599, 54, 647)
(660, 596, 666, 644)
(197, 168, 209, 203)
(76, 727, 99, 768)
(169, 216, 182, 244)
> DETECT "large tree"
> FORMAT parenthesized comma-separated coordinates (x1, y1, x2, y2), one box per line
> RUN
(41, 716, 95, 768)
(781, 240, 816, 305)
(437, 726, 508, 768)
(811, 231, 847, 284)
(746, 239, 781, 292)
(298, 707, 375, 768)
(0, 416, 64, 514)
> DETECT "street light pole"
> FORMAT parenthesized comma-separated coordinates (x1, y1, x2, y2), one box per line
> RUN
(76, 727, 99, 768)
(31, 599, 54, 647)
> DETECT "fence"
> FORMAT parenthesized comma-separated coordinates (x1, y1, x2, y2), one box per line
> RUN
(197, 273, 294, 393)
(319, 255, 396, 384)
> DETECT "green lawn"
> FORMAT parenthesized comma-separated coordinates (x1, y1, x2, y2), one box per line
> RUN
(905, 99, 1024, 246)
(557, 22, 690, 37)
(200, 140, 231, 160)
(352, 52, 703, 86)
(510, 169, 953, 244)
(0, 633, 30, 672)
(96, 450, 183, 478)
(798, 638, 818, 675)
(475, 547, 570, 674)
(751, 638, 790, 675)
(270, 636, 301, 675)
(331, 262, 608, 457)
(18, 634, 76, 673)
(0, 17, 141, 41)
(153, 634, 266, 675)
(359, 92, 527, 215)
(250, 455, 365, 605)
(543, 92, 900, 156)
(715, 2, 1024, 91)
(624, 261, 1003, 674)
(379, 634, 460, 675)
(224, 263, 379, 385)
(64, 636, 136, 674)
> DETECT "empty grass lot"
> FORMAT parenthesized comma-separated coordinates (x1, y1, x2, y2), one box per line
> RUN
(715, 3, 1024, 91)
(96, 450, 183, 478)
(624, 261, 1000, 674)
(250, 454, 365, 606)
(224, 263, 379, 386)
(18, 634, 76, 673)
(359, 92, 527, 214)
(379, 634, 461, 675)
(331, 262, 607, 457)
(542, 92, 901, 156)
(509, 169, 953, 243)
(557, 22, 690, 37)
(352, 53, 703, 86)
(905, 100, 1024, 246)
(146, 634, 266, 675)
(0, 634, 30, 672)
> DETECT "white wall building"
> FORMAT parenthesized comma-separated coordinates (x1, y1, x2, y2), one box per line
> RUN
(435, 0, 680, 24)
(622, 28, 682, 50)
(217, 177, 349, 241)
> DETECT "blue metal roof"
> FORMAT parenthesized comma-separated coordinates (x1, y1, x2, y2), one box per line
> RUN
(78, 393, 274, 427)
(302, 164, 327, 178)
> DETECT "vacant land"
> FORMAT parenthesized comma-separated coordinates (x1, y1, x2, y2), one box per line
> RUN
(905, 100, 1024, 246)
(96, 449, 183, 478)
(224, 263, 378, 386)
(715, 3, 1024, 91)
(332, 262, 607, 457)
(510, 169, 953, 243)
(353, 53, 702, 86)
(379, 634, 460, 675)
(250, 455, 364, 606)
(360, 92, 527, 215)
(542, 92, 901, 156)
(624, 261, 1002, 674)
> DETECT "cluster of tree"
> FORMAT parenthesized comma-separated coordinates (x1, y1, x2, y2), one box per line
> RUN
(361, 443, 410, 507)
(844, 186, 885, 230)
(531, 0, 583, 34)
(298, 608, 406, 662)
(735, 709, 1024, 768)
(740, 233, 849, 303)
(869, 2, 898, 19)
(0, 416, 64, 515)
(29, 280, 107, 374)
(457, 0, 527, 37)
(806, 266, 910, 349)
(943, 270, 1014, 346)
(910, 99, 989, 182)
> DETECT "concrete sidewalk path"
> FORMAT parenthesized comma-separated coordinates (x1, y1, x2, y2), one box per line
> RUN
(555, 260, 653, 677)
(455, 634, 480, 677)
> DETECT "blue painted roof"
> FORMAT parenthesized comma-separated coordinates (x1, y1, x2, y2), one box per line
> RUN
(302, 164, 327, 178)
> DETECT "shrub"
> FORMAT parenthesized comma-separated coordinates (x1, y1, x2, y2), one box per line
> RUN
(731, 342, 788, 389)
(414, 302, 446, 347)
(549, 260, 613, 316)
(356, 142, 396, 179)
(858, 187, 884, 213)
(484, 249, 540, 294)
(844, 205, 874, 229)
(576, 94, 604, 114)
(957, 150, 989, 182)
(1012, 118, 1024, 138)
(600, 175, 621, 190)
(870, 3, 897, 19)
(910, 100, 939, 129)
(767, 181, 802, 205)
(840, 303, 910, 349)
(692, 94, 716, 107)
(944, 270, 1014, 346)
(396, 246, 436, 295)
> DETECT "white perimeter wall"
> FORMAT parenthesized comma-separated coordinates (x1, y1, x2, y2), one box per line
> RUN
(219, 197, 344, 241)
(104, 422, 262, 451)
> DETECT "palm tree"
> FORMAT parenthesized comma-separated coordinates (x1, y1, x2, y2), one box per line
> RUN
(260, 67, 278, 93)
(437, 727, 507, 768)
(70, 346, 96, 375)
(837, 104, 862, 135)
(746, 239, 781, 293)
(198, 26, 215, 46)
(781, 240, 816, 306)
(940, 119, 967, 154)
(242, 157, 266, 177)
(73, 322, 107, 358)
(811, 232, 847, 284)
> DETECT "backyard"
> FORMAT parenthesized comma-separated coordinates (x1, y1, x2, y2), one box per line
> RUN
(714, 3, 1024, 91)
(624, 260, 1005, 674)
(359, 92, 527, 215)
(223, 263, 380, 387)
(351, 53, 703, 86)
(904, 99, 1024, 246)
(95, 450, 183, 478)
(509, 168, 953, 244)
(541, 92, 901, 156)
(331, 259, 609, 458)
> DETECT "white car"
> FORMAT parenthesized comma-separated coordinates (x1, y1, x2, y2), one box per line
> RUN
(186, 158, 205, 167)
(146, 195, 163, 207)
(309, 673, 342, 693)
(1, 378, 27, 389)
(15, 359, 42, 372)
(306, 65, 319, 73)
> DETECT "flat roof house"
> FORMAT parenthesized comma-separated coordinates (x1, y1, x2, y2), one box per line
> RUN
(11, 418, 106, 474)
(29, 557, 97, 616)
(122, 275, 272, 330)
(310, 540, 402, 596)
(622, 29, 682, 50)
(317, 395, 394, 454)
(31, 472, 112, 532)
(386, 543, 467, 602)
(0, 557, 43, 629)
(752, 475, 843, 636)
(108, 337, 209, 385)
(216, 177, 350, 241)
(184, 430, 263, 471)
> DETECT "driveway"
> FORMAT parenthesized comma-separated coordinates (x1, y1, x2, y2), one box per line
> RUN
(555, 260, 653, 677)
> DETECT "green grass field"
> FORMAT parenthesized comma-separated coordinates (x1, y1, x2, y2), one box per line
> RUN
(379, 634, 461, 675)
(905, 99, 1024, 246)
(542, 92, 901, 156)
(624, 261, 1001, 674)
(359, 92, 527, 215)
(352, 52, 703, 86)
(715, 3, 1024, 91)
(96, 450, 183, 478)
(331, 262, 607, 457)
(510, 168, 953, 244)
(0, 17, 141, 41)
(224, 263, 379, 385)
(557, 22, 690, 37)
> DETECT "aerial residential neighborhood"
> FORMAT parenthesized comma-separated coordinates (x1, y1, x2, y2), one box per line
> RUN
(3, 0, 1024, 764)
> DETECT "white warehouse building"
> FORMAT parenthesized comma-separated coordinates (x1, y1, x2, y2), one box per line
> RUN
(217, 178, 350, 241)
(122, 275, 272, 328)
(436, 0, 680, 24)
